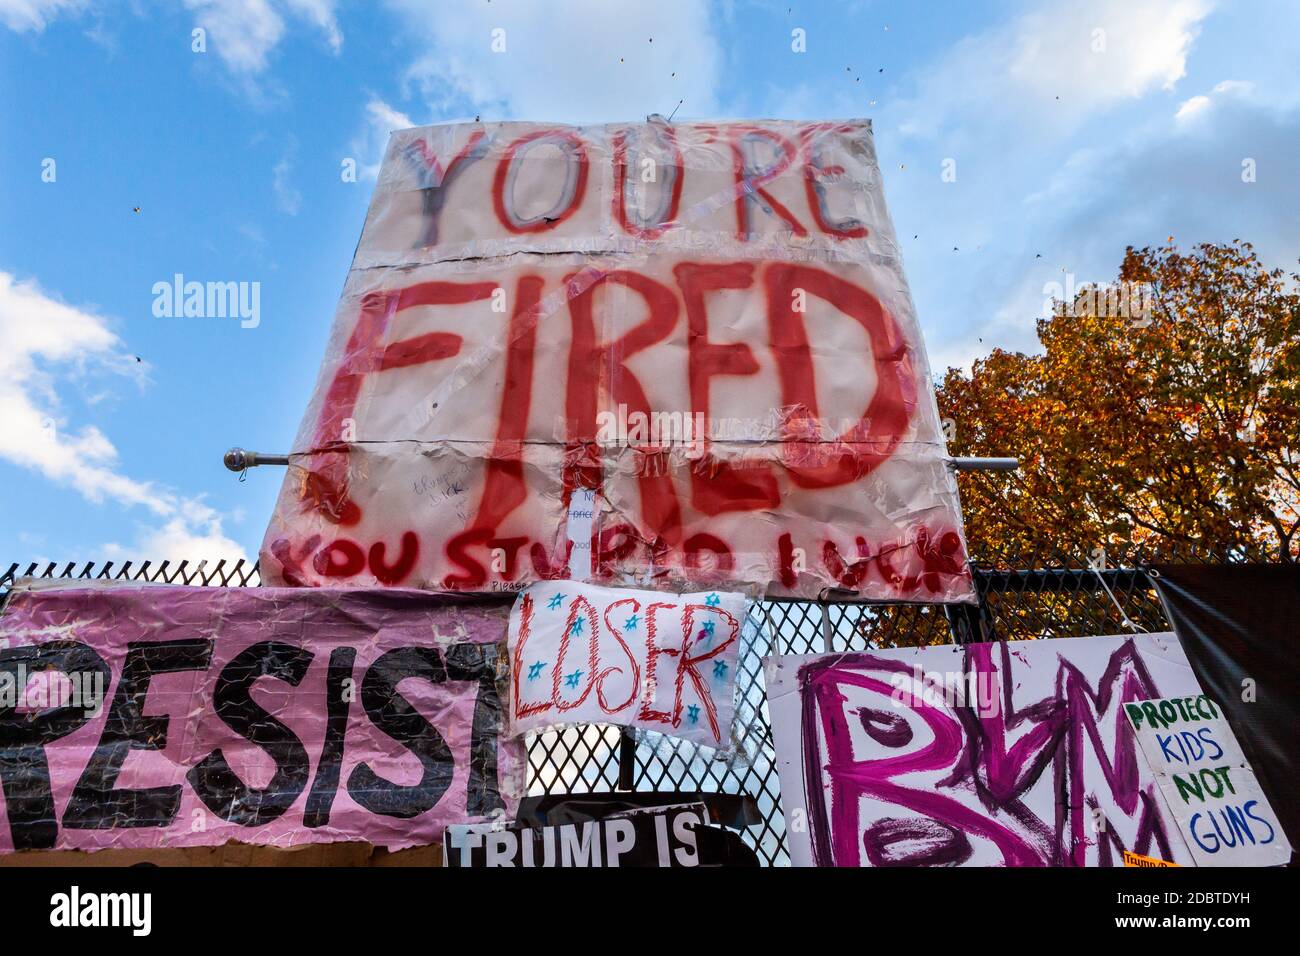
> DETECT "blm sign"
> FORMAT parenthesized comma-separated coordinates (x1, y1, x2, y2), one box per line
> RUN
(260, 120, 973, 602)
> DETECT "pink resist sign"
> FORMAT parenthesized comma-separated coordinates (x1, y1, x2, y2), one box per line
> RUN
(0, 584, 522, 854)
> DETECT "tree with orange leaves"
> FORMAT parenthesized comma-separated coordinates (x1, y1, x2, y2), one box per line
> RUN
(939, 241, 1300, 561)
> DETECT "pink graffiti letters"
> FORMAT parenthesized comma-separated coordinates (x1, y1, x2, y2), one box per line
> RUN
(797, 639, 1182, 867)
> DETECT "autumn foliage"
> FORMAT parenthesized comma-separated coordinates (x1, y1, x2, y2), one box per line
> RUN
(939, 241, 1300, 561)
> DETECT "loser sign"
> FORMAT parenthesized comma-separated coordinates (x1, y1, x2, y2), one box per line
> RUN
(260, 119, 973, 602)
(508, 581, 746, 747)
(1125, 696, 1292, 867)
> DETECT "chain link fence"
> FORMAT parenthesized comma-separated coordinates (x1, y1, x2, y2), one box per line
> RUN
(0, 546, 1241, 865)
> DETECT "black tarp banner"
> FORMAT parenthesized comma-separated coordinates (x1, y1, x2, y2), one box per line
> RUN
(1153, 563, 1299, 865)
(444, 802, 720, 867)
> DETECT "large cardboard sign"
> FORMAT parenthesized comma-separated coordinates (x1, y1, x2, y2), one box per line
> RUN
(1125, 696, 1292, 867)
(507, 581, 745, 748)
(260, 119, 973, 602)
(0, 585, 522, 853)
(768, 633, 1204, 866)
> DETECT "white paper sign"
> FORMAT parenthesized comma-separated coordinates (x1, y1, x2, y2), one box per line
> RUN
(767, 633, 1204, 867)
(1124, 696, 1292, 867)
(507, 581, 746, 747)
(259, 119, 977, 603)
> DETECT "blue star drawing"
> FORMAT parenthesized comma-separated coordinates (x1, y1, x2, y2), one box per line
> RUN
(705, 593, 721, 607)
(547, 593, 565, 610)
(696, 616, 717, 647)
(570, 617, 585, 635)
(527, 661, 547, 681)
(564, 669, 584, 689)
(686, 704, 700, 724)
(624, 613, 640, 630)
(713, 660, 728, 680)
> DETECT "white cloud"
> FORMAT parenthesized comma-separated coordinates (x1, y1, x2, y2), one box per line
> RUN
(385, 0, 722, 124)
(1054, 96, 1300, 269)
(0, 0, 87, 32)
(852, 0, 1300, 380)
(0, 271, 161, 511)
(895, 0, 1214, 142)
(284, 0, 340, 51)
(1213, 79, 1254, 97)
(1175, 94, 1212, 122)
(273, 138, 301, 214)
(1177, 78, 1255, 121)
(1008, 0, 1210, 100)
(922, 92, 1300, 374)
(350, 97, 417, 180)
(0, 271, 248, 563)
(365, 97, 414, 133)
(105, 504, 248, 566)
(183, 0, 341, 75)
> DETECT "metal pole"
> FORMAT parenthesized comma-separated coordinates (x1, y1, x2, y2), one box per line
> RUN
(223, 447, 290, 471)
(226, 450, 1019, 473)
(948, 457, 1020, 472)
(617, 729, 637, 791)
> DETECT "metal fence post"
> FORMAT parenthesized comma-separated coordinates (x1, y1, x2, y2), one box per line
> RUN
(616, 728, 637, 791)
(945, 569, 993, 644)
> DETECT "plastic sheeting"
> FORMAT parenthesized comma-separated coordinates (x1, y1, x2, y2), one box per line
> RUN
(260, 119, 974, 602)
(0, 584, 522, 853)
(1153, 563, 1299, 865)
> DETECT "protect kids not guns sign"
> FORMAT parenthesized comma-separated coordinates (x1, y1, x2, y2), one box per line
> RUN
(1125, 695, 1292, 867)
(260, 119, 974, 603)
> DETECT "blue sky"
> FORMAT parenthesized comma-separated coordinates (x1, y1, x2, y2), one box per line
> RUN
(1, 0, 1297, 568)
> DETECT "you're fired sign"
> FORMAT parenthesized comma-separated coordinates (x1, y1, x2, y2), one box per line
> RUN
(261, 119, 973, 602)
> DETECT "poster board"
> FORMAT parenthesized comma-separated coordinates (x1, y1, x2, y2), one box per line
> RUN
(0, 584, 521, 854)
(767, 633, 1203, 866)
(1125, 696, 1292, 867)
(506, 580, 746, 747)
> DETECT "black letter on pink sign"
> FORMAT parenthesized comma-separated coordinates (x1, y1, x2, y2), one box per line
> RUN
(64, 639, 214, 831)
(0, 641, 110, 849)
(188, 641, 314, 826)
(303, 647, 357, 829)
(445, 642, 507, 817)
(347, 647, 454, 819)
